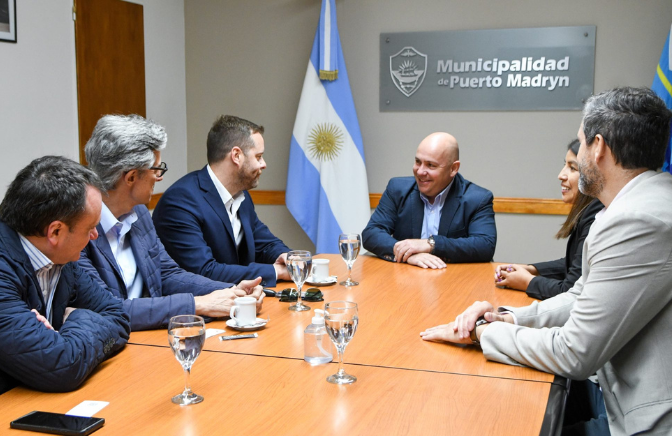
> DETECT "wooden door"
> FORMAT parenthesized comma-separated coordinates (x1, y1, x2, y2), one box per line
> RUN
(74, 0, 146, 164)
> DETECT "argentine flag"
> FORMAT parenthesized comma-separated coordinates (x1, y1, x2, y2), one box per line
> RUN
(286, 0, 370, 254)
(652, 24, 672, 173)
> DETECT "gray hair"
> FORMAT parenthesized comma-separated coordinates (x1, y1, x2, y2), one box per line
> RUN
(85, 114, 167, 190)
(582, 87, 672, 170)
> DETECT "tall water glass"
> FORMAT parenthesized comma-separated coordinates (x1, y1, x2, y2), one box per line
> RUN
(325, 301, 359, 384)
(287, 250, 312, 312)
(338, 233, 361, 286)
(168, 315, 206, 405)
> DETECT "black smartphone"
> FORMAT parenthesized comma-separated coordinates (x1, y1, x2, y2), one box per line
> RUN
(10, 411, 104, 436)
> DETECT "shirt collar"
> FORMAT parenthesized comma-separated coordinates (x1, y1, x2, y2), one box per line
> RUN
(18, 234, 54, 272)
(207, 165, 245, 209)
(100, 202, 138, 238)
(419, 179, 453, 209)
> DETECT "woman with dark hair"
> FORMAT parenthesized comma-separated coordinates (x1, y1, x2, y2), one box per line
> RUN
(495, 139, 603, 300)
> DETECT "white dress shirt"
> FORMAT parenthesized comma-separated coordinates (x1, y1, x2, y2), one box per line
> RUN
(100, 203, 143, 299)
(207, 164, 245, 248)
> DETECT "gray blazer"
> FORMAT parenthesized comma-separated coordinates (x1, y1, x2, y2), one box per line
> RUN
(480, 171, 672, 436)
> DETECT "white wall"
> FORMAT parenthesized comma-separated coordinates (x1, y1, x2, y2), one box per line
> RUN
(0, 1, 79, 195)
(0, 0, 187, 199)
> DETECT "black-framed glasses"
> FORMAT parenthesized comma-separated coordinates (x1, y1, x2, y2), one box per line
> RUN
(148, 162, 168, 177)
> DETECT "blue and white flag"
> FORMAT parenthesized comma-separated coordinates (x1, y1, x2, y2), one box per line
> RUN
(652, 24, 672, 173)
(286, 0, 370, 254)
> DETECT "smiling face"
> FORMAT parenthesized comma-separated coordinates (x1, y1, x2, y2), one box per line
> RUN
(558, 149, 580, 204)
(412, 133, 459, 203)
(238, 133, 266, 190)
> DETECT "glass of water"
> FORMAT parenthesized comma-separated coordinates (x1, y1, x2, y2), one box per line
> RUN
(168, 315, 206, 405)
(325, 301, 359, 384)
(287, 250, 312, 312)
(338, 233, 361, 286)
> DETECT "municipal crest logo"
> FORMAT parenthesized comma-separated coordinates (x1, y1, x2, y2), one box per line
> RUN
(390, 46, 427, 97)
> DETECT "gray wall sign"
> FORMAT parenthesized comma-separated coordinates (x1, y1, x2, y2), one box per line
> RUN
(380, 26, 595, 111)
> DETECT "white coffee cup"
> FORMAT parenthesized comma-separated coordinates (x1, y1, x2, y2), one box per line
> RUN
(312, 258, 330, 281)
(230, 296, 257, 326)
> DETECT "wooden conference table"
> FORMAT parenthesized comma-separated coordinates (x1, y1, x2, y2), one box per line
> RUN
(1, 254, 566, 435)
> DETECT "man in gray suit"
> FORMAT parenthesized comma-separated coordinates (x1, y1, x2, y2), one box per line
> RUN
(421, 87, 672, 436)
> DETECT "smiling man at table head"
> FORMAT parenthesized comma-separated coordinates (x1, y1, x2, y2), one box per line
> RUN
(152, 115, 291, 287)
(362, 132, 496, 269)
(0, 156, 130, 395)
(421, 87, 672, 436)
(78, 114, 264, 332)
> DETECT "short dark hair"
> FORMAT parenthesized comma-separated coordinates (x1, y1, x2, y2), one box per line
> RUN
(0, 156, 104, 236)
(582, 87, 672, 170)
(206, 115, 264, 164)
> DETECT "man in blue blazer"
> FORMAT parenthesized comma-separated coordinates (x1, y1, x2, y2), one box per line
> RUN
(153, 115, 290, 287)
(0, 156, 130, 395)
(78, 115, 264, 331)
(363, 132, 496, 268)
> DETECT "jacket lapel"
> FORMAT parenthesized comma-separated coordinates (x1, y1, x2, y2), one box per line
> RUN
(438, 174, 463, 235)
(198, 167, 237, 254)
(93, 224, 124, 279)
(410, 185, 424, 239)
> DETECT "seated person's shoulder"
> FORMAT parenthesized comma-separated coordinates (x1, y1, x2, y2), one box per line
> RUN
(461, 177, 494, 201)
(386, 176, 417, 193)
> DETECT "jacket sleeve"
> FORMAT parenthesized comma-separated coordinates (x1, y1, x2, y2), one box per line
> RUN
(154, 188, 278, 286)
(433, 190, 496, 263)
(0, 264, 130, 393)
(78, 239, 205, 332)
(248, 202, 291, 265)
(362, 182, 402, 261)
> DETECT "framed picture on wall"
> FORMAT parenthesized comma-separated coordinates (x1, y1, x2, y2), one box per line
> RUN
(0, 0, 16, 43)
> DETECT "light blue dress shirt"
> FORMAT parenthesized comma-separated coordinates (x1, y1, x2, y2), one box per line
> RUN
(100, 203, 143, 299)
(419, 180, 453, 239)
(19, 235, 63, 324)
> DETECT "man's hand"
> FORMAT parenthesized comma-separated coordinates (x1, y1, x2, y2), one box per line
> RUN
(452, 300, 509, 340)
(407, 253, 446, 269)
(237, 277, 264, 313)
(31, 309, 54, 330)
(393, 238, 432, 263)
(420, 322, 471, 344)
(194, 288, 246, 317)
(274, 253, 291, 281)
(494, 264, 537, 291)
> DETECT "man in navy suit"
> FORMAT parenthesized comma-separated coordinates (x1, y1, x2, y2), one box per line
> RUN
(362, 132, 496, 268)
(78, 115, 264, 331)
(153, 115, 290, 287)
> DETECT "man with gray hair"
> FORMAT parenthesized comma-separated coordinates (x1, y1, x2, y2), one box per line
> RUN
(153, 115, 291, 287)
(79, 114, 264, 331)
(0, 156, 130, 394)
(421, 87, 672, 435)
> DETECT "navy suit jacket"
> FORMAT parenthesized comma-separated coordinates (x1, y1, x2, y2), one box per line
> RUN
(362, 174, 496, 263)
(153, 166, 290, 286)
(79, 205, 234, 331)
(0, 221, 130, 395)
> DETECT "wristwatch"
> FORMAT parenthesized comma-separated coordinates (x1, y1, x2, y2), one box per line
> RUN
(470, 316, 489, 346)
(427, 235, 436, 254)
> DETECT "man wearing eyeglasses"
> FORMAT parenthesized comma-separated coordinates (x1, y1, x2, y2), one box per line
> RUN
(78, 114, 264, 331)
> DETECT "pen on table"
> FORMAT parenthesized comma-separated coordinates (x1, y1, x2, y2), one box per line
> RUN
(220, 333, 258, 341)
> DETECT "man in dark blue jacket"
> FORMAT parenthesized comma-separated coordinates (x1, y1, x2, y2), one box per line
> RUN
(363, 132, 496, 268)
(0, 156, 130, 395)
(79, 115, 264, 331)
(153, 115, 290, 287)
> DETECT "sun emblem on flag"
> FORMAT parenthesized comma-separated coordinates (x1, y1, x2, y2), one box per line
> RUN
(307, 123, 344, 161)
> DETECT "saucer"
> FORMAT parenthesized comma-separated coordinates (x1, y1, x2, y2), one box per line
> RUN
(306, 275, 338, 286)
(226, 318, 269, 332)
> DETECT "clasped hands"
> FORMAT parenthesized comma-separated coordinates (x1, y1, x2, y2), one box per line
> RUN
(393, 239, 446, 269)
(194, 277, 265, 318)
(420, 301, 514, 344)
(494, 264, 538, 291)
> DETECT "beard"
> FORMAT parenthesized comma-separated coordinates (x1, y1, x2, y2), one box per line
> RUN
(578, 157, 604, 197)
(238, 160, 261, 190)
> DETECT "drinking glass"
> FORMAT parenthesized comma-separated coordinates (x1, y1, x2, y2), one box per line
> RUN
(168, 315, 206, 405)
(338, 233, 361, 286)
(287, 250, 312, 312)
(324, 301, 359, 384)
